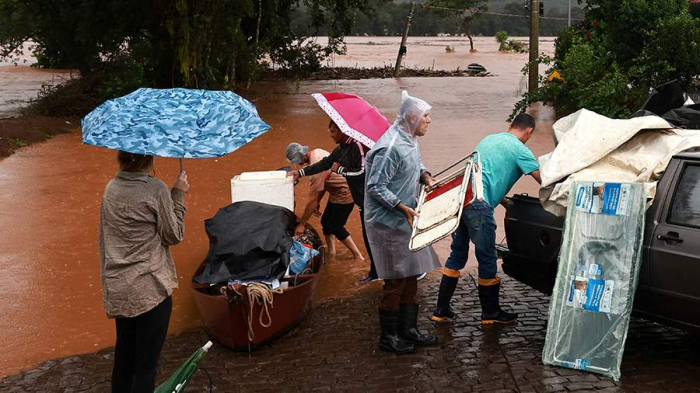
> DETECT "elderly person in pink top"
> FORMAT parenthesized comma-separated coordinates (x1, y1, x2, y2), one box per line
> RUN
(99, 151, 189, 393)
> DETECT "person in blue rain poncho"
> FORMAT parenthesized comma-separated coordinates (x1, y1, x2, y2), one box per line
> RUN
(364, 90, 441, 354)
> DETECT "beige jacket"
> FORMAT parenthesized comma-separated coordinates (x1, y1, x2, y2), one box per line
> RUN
(99, 171, 186, 318)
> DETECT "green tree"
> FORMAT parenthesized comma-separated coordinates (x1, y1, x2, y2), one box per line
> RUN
(427, 0, 488, 51)
(502, 1, 527, 16)
(495, 30, 527, 53)
(512, 0, 700, 120)
(496, 30, 509, 50)
(691, 1, 700, 18)
(632, 12, 700, 89)
(0, 0, 373, 89)
(575, 0, 688, 67)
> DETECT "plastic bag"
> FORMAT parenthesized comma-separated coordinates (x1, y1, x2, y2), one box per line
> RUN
(288, 240, 319, 275)
(542, 181, 645, 381)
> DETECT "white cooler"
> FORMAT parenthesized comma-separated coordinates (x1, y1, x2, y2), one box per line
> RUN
(230, 170, 294, 212)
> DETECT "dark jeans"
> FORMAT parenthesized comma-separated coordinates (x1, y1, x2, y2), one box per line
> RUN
(445, 200, 498, 280)
(112, 296, 172, 393)
(321, 201, 354, 241)
(380, 276, 418, 311)
(359, 206, 378, 278)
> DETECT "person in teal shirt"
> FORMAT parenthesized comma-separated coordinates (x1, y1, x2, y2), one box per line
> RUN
(431, 113, 542, 324)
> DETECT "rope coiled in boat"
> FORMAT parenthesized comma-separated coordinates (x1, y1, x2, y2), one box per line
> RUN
(224, 282, 283, 342)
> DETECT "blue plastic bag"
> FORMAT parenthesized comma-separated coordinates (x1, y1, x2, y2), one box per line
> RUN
(288, 240, 319, 275)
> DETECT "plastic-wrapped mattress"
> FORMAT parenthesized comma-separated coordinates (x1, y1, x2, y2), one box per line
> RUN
(542, 181, 645, 381)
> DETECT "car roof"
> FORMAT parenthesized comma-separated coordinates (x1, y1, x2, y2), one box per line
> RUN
(675, 150, 700, 160)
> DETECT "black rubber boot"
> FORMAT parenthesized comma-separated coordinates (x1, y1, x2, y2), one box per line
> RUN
(430, 275, 458, 322)
(379, 310, 416, 354)
(478, 282, 517, 324)
(399, 304, 438, 346)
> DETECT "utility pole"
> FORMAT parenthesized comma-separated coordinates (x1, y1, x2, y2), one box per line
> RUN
(568, 0, 571, 27)
(394, 1, 416, 78)
(528, 0, 540, 95)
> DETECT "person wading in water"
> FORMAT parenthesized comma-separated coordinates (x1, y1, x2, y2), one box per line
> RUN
(285, 133, 365, 260)
(289, 120, 378, 283)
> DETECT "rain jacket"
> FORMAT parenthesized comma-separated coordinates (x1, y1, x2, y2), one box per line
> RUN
(298, 139, 367, 207)
(364, 91, 440, 279)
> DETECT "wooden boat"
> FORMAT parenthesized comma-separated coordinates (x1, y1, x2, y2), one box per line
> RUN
(191, 230, 324, 350)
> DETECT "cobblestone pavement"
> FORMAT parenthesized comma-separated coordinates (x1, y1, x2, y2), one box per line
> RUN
(2, 274, 700, 392)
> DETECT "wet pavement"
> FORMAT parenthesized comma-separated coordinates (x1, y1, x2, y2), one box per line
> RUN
(0, 36, 554, 375)
(2, 36, 699, 391)
(2, 272, 700, 392)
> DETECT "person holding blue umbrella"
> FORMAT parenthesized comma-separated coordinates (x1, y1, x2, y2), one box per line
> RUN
(84, 87, 271, 392)
(100, 151, 189, 393)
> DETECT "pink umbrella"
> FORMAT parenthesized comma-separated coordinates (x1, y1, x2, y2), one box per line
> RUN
(312, 92, 391, 149)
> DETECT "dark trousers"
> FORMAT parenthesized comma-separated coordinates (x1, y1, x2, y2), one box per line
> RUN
(112, 296, 172, 393)
(380, 276, 418, 311)
(358, 206, 378, 277)
(321, 201, 354, 241)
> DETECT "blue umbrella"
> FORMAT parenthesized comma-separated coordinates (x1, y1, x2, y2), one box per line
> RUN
(82, 88, 271, 165)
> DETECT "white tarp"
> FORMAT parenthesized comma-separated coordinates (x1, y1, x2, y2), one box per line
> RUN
(539, 109, 700, 216)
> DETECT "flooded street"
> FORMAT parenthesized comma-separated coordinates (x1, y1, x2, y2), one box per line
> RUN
(0, 36, 556, 376)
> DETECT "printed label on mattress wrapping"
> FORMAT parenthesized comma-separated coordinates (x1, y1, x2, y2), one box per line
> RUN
(574, 182, 631, 216)
(574, 359, 589, 371)
(587, 263, 603, 277)
(566, 275, 614, 313)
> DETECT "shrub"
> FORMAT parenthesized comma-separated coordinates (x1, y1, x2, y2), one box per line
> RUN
(511, 0, 700, 120)
(495, 30, 509, 50)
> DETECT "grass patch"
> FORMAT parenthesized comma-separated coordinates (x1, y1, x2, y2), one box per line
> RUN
(11, 138, 28, 147)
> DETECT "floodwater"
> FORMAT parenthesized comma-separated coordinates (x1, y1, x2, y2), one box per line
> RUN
(0, 36, 556, 376)
(0, 66, 72, 118)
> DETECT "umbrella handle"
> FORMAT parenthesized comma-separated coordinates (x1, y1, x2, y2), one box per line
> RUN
(179, 158, 184, 173)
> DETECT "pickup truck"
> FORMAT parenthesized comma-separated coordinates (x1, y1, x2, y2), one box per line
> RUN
(497, 152, 700, 334)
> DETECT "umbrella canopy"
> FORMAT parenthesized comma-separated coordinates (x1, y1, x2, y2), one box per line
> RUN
(155, 341, 213, 393)
(82, 88, 271, 158)
(312, 92, 390, 148)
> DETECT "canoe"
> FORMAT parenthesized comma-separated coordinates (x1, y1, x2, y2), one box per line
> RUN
(191, 229, 324, 350)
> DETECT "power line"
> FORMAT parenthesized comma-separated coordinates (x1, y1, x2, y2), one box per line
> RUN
(421, 4, 478, 13)
(420, 4, 584, 22)
(483, 10, 584, 21)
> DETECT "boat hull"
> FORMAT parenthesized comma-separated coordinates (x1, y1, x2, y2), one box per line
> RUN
(191, 273, 321, 350)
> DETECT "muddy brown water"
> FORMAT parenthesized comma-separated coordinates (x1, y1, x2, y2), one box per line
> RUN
(0, 36, 555, 376)
(0, 67, 71, 118)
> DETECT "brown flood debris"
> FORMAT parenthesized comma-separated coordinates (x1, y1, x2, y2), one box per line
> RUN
(260, 66, 491, 80)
